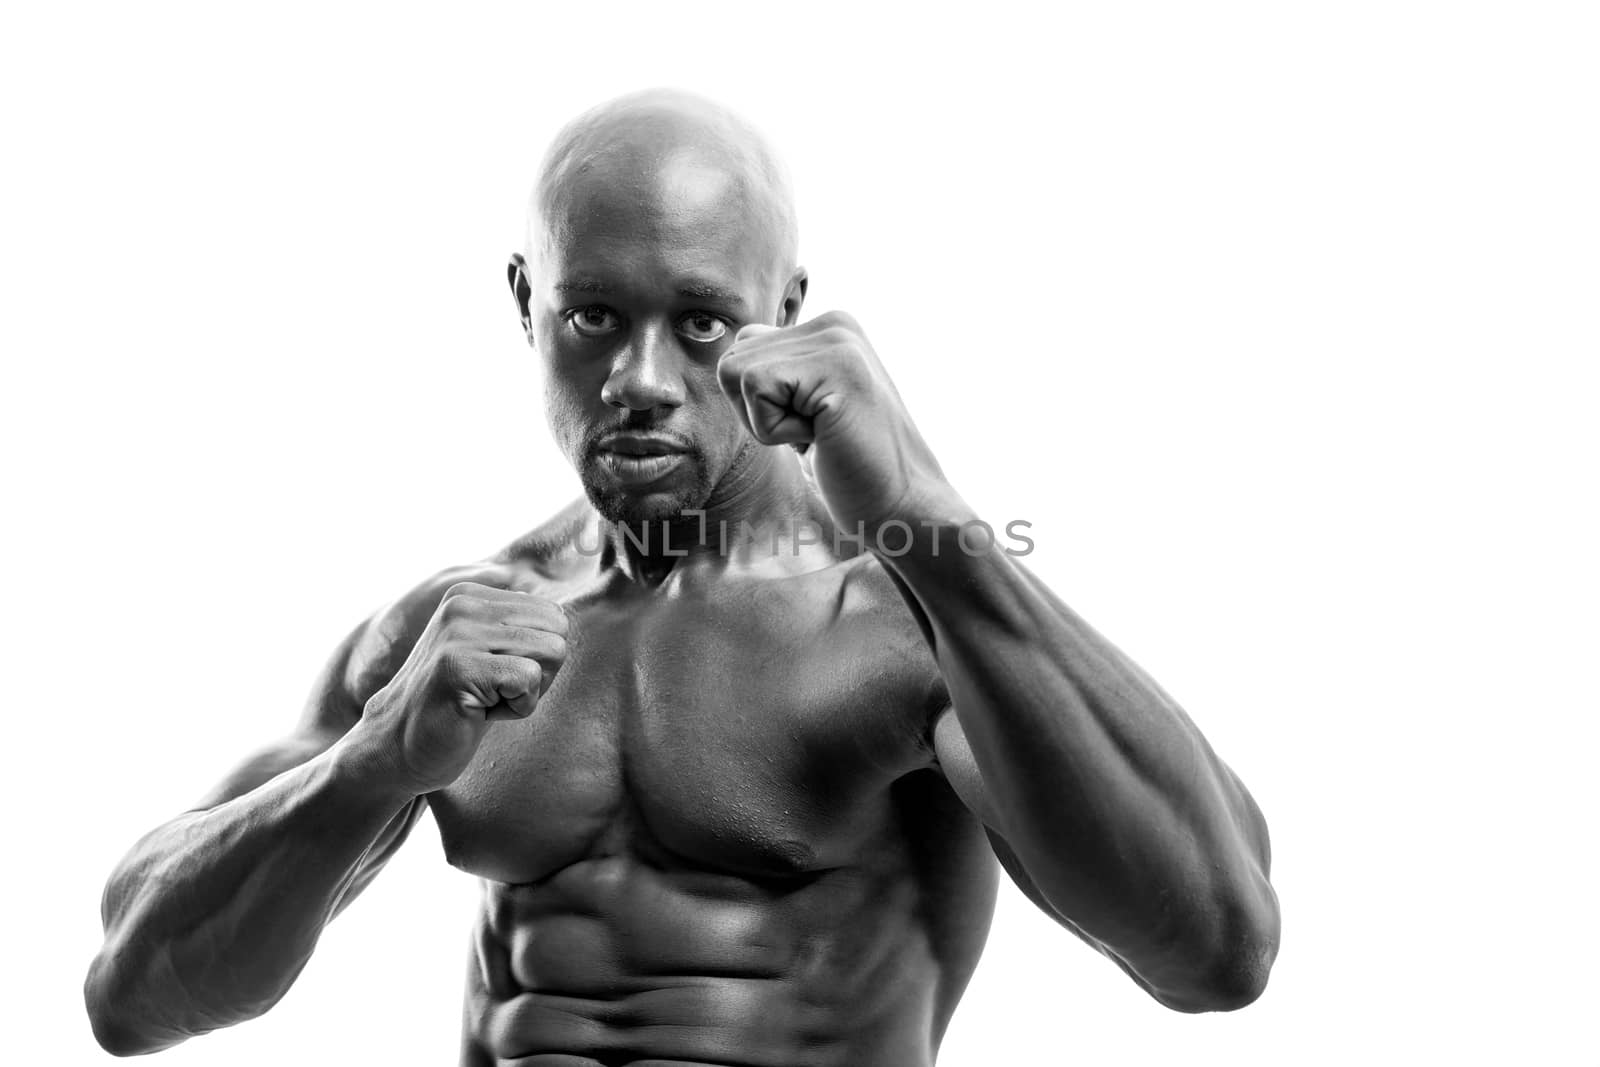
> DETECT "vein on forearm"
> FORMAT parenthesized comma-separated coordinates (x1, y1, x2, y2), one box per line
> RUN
(98, 746, 416, 1034)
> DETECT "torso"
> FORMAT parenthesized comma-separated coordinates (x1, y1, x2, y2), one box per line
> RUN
(406, 508, 1000, 1066)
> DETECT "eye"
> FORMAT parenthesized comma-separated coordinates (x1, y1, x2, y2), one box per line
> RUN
(567, 305, 621, 337)
(676, 312, 729, 344)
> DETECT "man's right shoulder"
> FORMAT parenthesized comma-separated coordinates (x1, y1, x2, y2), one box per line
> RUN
(338, 497, 597, 707)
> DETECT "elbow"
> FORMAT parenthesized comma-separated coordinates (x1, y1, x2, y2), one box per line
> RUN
(85, 976, 152, 1057)
(1153, 879, 1281, 1014)
(1158, 942, 1275, 1013)
(88, 1012, 166, 1058)
(84, 951, 184, 1057)
(85, 936, 297, 1054)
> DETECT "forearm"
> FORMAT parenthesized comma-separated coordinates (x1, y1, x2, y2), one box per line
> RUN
(85, 728, 418, 1054)
(878, 496, 1277, 1002)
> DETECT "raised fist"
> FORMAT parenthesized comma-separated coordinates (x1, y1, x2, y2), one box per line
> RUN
(716, 311, 951, 535)
(354, 582, 569, 795)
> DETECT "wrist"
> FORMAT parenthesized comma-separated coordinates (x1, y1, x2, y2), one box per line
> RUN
(326, 719, 424, 807)
(862, 483, 978, 559)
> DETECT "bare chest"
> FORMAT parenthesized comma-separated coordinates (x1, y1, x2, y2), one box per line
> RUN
(427, 572, 940, 885)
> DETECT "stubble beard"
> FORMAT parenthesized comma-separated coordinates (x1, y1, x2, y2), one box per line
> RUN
(578, 445, 714, 525)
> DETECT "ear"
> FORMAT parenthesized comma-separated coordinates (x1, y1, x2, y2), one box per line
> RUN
(778, 267, 808, 327)
(507, 253, 535, 346)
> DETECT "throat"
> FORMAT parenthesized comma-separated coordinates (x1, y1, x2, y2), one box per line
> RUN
(598, 514, 705, 585)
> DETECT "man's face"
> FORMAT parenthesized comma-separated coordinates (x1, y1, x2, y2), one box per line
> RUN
(524, 149, 796, 523)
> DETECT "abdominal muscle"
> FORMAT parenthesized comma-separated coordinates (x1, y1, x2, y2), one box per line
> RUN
(463, 850, 940, 1067)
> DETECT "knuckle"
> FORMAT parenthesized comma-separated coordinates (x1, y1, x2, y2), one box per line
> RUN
(481, 598, 518, 623)
(438, 593, 476, 622)
(820, 325, 859, 351)
(523, 597, 568, 633)
(509, 626, 551, 657)
(473, 564, 514, 589)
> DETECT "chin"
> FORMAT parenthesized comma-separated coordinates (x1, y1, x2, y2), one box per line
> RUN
(589, 493, 687, 524)
(582, 471, 710, 525)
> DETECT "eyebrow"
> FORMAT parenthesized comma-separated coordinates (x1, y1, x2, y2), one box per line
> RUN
(553, 278, 615, 295)
(553, 277, 746, 309)
(675, 282, 746, 309)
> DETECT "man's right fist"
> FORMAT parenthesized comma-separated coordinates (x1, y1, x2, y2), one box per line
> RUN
(353, 581, 569, 795)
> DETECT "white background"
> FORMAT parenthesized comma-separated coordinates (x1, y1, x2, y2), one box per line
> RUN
(3, 3, 1596, 1064)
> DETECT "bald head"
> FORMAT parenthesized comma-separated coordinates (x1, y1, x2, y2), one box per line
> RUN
(506, 90, 811, 524)
(525, 89, 798, 279)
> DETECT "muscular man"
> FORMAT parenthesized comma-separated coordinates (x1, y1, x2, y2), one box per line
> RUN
(85, 90, 1280, 1065)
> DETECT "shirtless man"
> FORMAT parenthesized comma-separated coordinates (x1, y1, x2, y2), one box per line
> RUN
(85, 90, 1280, 1065)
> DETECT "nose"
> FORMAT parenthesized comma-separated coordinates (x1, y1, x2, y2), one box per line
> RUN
(601, 322, 685, 412)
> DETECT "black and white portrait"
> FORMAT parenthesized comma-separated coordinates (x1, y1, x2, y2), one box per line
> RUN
(3, 4, 1594, 1064)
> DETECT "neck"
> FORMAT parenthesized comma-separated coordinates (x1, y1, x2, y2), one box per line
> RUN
(598, 444, 823, 584)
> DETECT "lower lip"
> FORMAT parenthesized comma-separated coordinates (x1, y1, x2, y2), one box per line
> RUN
(598, 450, 688, 485)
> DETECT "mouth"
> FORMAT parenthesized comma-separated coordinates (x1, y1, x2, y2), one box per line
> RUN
(595, 450, 688, 484)
(593, 432, 692, 486)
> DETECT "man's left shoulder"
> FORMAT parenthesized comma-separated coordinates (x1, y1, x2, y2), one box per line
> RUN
(824, 552, 952, 726)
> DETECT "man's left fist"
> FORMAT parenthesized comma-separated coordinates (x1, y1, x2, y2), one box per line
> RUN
(716, 311, 950, 533)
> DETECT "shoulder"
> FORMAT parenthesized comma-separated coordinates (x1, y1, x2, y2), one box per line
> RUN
(836, 552, 942, 665)
(307, 497, 598, 728)
(491, 495, 600, 577)
(822, 552, 952, 751)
